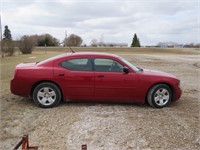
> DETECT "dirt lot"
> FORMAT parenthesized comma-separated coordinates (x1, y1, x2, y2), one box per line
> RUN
(1, 48, 200, 150)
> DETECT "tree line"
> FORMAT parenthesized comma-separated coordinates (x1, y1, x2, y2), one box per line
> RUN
(1, 25, 84, 56)
(1, 25, 141, 57)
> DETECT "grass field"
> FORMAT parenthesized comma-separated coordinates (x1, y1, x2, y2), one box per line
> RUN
(34, 46, 200, 54)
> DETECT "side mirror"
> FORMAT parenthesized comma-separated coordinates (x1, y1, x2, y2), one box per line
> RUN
(123, 67, 129, 74)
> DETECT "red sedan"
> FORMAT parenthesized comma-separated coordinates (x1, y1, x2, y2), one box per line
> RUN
(11, 52, 181, 108)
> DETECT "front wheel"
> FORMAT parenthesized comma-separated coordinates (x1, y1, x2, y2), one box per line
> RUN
(147, 84, 172, 108)
(33, 82, 61, 108)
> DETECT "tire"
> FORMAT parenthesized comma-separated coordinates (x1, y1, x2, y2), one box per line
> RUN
(147, 84, 172, 108)
(33, 82, 61, 108)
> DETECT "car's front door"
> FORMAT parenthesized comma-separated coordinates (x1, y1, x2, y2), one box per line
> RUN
(93, 58, 139, 102)
(54, 58, 94, 101)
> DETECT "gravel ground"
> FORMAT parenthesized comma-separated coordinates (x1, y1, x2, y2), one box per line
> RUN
(1, 53, 200, 150)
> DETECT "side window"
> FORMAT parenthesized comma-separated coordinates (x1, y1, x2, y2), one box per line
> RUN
(60, 58, 92, 71)
(94, 58, 123, 72)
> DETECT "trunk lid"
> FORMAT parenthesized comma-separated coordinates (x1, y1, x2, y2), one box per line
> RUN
(16, 62, 36, 68)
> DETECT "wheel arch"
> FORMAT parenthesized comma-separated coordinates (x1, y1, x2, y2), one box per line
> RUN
(30, 80, 64, 100)
(145, 82, 175, 104)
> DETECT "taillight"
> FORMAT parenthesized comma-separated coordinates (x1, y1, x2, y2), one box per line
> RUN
(13, 68, 18, 79)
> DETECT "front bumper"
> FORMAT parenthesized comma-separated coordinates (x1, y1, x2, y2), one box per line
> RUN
(173, 85, 182, 101)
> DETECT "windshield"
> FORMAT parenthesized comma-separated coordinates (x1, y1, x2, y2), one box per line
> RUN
(119, 57, 140, 72)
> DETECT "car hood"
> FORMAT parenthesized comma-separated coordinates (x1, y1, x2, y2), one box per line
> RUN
(142, 69, 177, 79)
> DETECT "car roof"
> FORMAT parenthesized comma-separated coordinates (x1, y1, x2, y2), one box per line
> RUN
(67, 52, 119, 58)
(37, 52, 119, 66)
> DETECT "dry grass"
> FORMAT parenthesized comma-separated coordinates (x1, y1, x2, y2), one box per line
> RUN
(34, 47, 200, 55)
(1, 51, 63, 82)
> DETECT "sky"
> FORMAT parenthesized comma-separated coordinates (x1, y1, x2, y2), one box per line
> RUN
(1, 0, 199, 46)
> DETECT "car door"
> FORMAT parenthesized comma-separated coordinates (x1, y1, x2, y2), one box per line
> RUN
(54, 58, 94, 101)
(93, 58, 139, 102)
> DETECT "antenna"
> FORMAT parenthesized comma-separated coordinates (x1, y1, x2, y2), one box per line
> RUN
(65, 30, 75, 53)
(69, 46, 75, 53)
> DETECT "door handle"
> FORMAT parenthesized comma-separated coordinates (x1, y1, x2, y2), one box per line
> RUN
(98, 75, 104, 78)
(58, 73, 65, 77)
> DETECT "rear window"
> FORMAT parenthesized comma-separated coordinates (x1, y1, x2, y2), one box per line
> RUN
(60, 58, 92, 71)
(37, 54, 67, 65)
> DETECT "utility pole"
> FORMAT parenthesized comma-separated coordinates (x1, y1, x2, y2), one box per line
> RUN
(100, 33, 104, 47)
(0, 14, 3, 57)
(0, 15, 2, 40)
(65, 30, 67, 38)
(65, 30, 67, 47)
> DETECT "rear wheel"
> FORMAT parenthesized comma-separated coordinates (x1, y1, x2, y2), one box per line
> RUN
(147, 84, 172, 108)
(33, 82, 61, 108)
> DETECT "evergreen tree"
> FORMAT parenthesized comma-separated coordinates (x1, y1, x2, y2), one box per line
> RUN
(131, 33, 141, 47)
(3, 25, 12, 40)
(136, 38, 141, 47)
(2, 25, 14, 57)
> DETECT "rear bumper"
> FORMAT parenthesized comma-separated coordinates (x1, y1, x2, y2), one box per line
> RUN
(10, 79, 30, 97)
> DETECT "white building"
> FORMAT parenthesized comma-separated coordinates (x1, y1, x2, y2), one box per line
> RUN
(157, 42, 183, 48)
(96, 42, 128, 47)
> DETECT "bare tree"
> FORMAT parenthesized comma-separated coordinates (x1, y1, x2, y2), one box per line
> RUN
(37, 34, 59, 46)
(18, 35, 37, 54)
(1, 40, 15, 56)
(1, 24, 15, 56)
(90, 39, 98, 47)
(64, 34, 83, 47)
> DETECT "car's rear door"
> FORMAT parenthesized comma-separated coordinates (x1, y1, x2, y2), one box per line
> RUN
(54, 57, 94, 101)
(93, 57, 139, 102)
